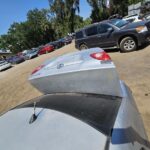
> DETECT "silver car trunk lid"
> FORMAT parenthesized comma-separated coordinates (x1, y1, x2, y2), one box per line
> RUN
(29, 48, 123, 97)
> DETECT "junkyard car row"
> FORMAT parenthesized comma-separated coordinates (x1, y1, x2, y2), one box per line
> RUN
(0, 36, 73, 71)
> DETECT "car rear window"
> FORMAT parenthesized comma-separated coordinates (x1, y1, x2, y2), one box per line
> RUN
(16, 93, 122, 136)
(75, 31, 84, 39)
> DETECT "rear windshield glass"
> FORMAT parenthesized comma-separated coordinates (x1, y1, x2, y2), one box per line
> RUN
(17, 93, 121, 136)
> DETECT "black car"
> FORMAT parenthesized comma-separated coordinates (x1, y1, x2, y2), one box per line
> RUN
(49, 41, 62, 49)
(6, 55, 25, 64)
(75, 19, 150, 52)
(59, 37, 72, 45)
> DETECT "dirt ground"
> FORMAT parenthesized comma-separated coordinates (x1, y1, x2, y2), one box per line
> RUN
(0, 42, 150, 139)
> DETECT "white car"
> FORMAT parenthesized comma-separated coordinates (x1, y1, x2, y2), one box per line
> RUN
(123, 14, 143, 23)
(0, 60, 11, 71)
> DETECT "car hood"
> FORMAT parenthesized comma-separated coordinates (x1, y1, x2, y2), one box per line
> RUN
(0, 108, 107, 150)
(122, 21, 146, 29)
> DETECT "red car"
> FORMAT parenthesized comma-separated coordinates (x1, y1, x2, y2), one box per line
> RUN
(38, 45, 54, 55)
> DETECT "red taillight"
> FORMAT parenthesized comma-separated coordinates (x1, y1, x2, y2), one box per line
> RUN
(90, 51, 111, 61)
(31, 65, 45, 75)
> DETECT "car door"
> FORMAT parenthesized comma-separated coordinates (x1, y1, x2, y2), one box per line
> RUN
(84, 25, 99, 48)
(96, 23, 116, 48)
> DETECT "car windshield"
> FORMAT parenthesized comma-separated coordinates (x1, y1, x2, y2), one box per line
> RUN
(109, 19, 129, 28)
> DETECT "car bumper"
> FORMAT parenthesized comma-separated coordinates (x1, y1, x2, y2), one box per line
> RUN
(137, 31, 150, 46)
(0, 63, 11, 71)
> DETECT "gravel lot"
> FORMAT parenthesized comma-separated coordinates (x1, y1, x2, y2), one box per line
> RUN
(0, 42, 150, 139)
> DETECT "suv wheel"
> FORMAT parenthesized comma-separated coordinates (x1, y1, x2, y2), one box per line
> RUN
(120, 37, 137, 52)
(79, 44, 88, 50)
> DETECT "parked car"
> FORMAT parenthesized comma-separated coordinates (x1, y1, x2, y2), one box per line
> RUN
(64, 36, 72, 44)
(6, 55, 25, 64)
(24, 49, 38, 60)
(38, 45, 54, 55)
(58, 38, 66, 46)
(75, 19, 150, 52)
(0, 60, 11, 71)
(58, 37, 72, 45)
(49, 41, 62, 49)
(0, 48, 149, 150)
(123, 14, 143, 23)
(22, 50, 29, 55)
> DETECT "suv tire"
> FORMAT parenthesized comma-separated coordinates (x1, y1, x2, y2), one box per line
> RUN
(79, 44, 88, 50)
(120, 37, 137, 52)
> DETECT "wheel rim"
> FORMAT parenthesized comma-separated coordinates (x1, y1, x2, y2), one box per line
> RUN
(80, 45, 87, 50)
(124, 39, 135, 51)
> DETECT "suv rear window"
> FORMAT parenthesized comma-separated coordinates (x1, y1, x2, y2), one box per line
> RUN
(85, 26, 98, 36)
(75, 31, 84, 39)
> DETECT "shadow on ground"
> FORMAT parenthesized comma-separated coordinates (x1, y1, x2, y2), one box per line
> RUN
(137, 42, 150, 51)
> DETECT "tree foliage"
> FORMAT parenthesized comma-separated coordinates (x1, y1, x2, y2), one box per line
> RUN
(50, 0, 80, 33)
(0, 9, 55, 53)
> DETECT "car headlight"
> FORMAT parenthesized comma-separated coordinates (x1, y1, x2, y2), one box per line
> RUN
(136, 26, 148, 33)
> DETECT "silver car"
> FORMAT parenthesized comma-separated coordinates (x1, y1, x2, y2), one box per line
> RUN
(0, 60, 11, 71)
(24, 49, 38, 60)
(0, 48, 149, 150)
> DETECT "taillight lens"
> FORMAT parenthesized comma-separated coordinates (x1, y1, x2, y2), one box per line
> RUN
(90, 52, 111, 61)
(31, 65, 45, 75)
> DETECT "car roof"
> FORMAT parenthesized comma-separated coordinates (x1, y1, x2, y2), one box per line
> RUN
(75, 21, 104, 33)
(75, 19, 119, 33)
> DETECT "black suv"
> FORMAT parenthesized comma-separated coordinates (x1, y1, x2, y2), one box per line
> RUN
(75, 19, 150, 52)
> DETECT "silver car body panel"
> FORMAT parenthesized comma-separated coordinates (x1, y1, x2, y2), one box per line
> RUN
(110, 81, 149, 150)
(25, 50, 38, 59)
(29, 48, 122, 97)
(0, 108, 107, 150)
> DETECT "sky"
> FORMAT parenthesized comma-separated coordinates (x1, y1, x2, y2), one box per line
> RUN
(0, 0, 91, 35)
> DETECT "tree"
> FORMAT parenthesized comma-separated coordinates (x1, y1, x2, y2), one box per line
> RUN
(49, 0, 80, 33)
(86, 0, 110, 22)
(111, 0, 128, 16)
(0, 9, 55, 53)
